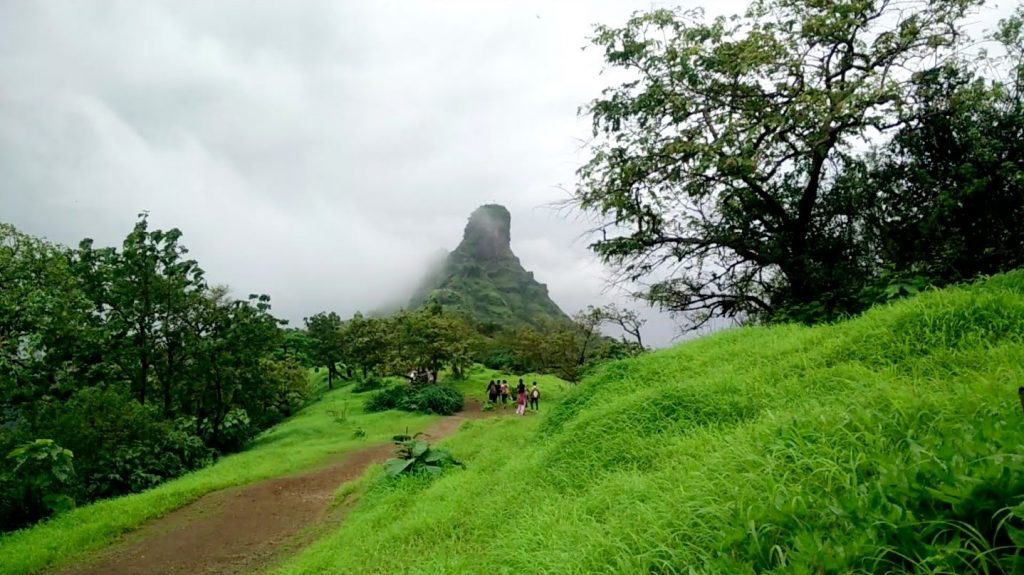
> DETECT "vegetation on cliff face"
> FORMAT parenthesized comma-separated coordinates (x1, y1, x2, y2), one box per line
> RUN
(409, 205, 570, 330)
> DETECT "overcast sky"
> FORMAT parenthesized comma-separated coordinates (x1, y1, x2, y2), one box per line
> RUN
(0, 1, 1014, 347)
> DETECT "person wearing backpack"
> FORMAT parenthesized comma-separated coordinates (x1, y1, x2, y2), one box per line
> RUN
(500, 380, 510, 407)
(529, 382, 540, 411)
(486, 380, 498, 405)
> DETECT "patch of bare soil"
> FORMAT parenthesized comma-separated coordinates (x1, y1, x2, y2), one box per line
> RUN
(55, 400, 494, 575)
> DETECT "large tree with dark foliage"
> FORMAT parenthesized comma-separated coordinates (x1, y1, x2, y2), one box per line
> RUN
(304, 311, 345, 389)
(574, 0, 988, 327)
(864, 22, 1024, 287)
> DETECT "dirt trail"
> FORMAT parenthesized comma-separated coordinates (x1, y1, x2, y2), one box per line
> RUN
(56, 401, 495, 575)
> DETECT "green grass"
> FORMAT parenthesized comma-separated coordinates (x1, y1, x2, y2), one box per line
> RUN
(274, 272, 1024, 574)
(0, 376, 441, 575)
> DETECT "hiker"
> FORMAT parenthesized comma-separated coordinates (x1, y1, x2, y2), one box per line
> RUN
(486, 380, 498, 404)
(529, 382, 540, 411)
(516, 379, 526, 396)
(515, 382, 527, 415)
(500, 380, 510, 406)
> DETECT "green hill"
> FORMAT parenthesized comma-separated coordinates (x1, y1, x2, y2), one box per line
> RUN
(409, 204, 570, 328)
(278, 271, 1024, 574)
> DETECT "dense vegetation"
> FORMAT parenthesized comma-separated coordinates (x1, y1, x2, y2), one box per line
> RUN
(301, 300, 646, 386)
(575, 0, 1024, 328)
(3, 1, 1023, 572)
(0, 217, 311, 531)
(275, 272, 1024, 574)
(0, 371, 443, 575)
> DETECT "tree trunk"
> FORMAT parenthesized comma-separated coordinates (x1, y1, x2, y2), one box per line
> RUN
(163, 342, 175, 418)
(139, 335, 149, 405)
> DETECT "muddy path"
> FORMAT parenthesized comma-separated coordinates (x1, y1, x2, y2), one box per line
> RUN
(55, 400, 496, 575)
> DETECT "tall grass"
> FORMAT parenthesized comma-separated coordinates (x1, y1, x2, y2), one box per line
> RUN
(0, 379, 439, 575)
(275, 272, 1024, 574)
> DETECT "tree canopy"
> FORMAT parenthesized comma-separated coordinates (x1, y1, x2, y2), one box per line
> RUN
(1, 217, 310, 531)
(575, 0, 1023, 327)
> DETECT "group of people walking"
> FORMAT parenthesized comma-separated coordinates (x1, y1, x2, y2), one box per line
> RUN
(486, 378, 539, 415)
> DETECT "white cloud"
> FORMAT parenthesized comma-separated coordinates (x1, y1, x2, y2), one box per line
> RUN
(0, 0, 1013, 346)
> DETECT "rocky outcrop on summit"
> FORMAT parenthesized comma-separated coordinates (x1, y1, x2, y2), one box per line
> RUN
(456, 204, 514, 261)
(409, 204, 570, 328)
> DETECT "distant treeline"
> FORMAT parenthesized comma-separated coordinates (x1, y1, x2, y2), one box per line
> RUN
(1, 216, 310, 531)
(297, 302, 647, 388)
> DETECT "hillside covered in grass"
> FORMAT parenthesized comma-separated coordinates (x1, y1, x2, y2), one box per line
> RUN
(277, 272, 1024, 574)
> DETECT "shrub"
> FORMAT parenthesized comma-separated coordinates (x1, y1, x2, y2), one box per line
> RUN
(0, 439, 76, 531)
(407, 385, 463, 416)
(365, 385, 411, 413)
(383, 433, 463, 477)
(364, 384, 464, 416)
(353, 375, 387, 394)
(24, 387, 213, 502)
(202, 408, 253, 453)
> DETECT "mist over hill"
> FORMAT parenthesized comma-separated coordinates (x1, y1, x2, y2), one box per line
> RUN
(409, 204, 571, 329)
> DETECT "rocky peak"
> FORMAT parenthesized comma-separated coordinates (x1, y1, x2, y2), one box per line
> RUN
(408, 203, 570, 327)
(455, 204, 513, 261)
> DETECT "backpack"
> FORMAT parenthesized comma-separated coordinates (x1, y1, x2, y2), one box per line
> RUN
(531, 388, 539, 398)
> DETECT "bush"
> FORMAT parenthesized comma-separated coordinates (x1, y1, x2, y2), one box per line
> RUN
(383, 433, 463, 477)
(365, 385, 411, 413)
(26, 388, 213, 501)
(250, 357, 314, 428)
(406, 385, 464, 416)
(364, 384, 464, 416)
(0, 439, 76, 531)
(353, 375, 387, 394)
(202, 408, 253, 453)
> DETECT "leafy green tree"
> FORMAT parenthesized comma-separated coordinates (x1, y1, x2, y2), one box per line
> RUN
(863, 13, 1024, 289)
(76, 214, 205, 409)
(1, 219, 307, 531)
(571, 307, 604, 370)
(575, 0, 979, 327)
(304, 312, 345, 389)
(341, 312, 389, 378)
(280, 328, 314, 366)
(192, 289, 283, 450)
(385, 305, 473, 383)
(0, 225, 95, 408)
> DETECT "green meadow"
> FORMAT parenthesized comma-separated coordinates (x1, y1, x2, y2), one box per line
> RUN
(273, 273, 1024, 574)
(5, 273, 1024, 574)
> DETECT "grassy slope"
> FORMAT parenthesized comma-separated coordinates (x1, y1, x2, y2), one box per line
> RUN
(276, 272, 1024, 574)
(0, 373, 439, 575)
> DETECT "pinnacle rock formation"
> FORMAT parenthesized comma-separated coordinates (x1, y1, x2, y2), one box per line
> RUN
(409, 204, 570, 328)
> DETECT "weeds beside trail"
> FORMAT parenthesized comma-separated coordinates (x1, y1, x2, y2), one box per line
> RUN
(275, 272, 1024, 575)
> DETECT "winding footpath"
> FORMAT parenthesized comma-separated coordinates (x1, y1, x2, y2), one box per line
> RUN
(55, 401, 494, 575)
